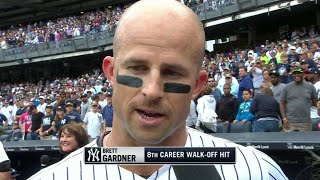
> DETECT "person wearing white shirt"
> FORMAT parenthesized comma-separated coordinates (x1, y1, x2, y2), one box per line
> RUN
(83, 102, 103, 138)
(186, 100, 197, 128)
(1, 101, 13, 126)
(37, 96, 47, 114)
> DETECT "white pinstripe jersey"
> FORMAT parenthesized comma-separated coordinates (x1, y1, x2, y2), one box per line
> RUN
(28, 128, 288, 180)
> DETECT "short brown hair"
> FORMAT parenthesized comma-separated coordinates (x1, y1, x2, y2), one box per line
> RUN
(202, 85, 213, 95)
(58, 122, 89, 154)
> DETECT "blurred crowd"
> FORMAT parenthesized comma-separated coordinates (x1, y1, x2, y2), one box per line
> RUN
(0, 2, 132, 49)
(0, 0, 237, 50)
(189, 34, 320, 133)
(0, 72, 114, 141)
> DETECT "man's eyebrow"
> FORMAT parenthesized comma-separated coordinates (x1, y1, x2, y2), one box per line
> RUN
(161, 63, 189, 73)
(121, 59, 149, 66)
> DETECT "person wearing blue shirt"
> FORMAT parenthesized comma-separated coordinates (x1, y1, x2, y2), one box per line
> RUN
(102, 91, 113, 131)
(238, 66, 253, 102)
(233, 89, 255, 124)
(65, 102, 82, 123)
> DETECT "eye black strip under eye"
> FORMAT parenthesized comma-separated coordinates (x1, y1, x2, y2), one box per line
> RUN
(116, 75, 143, 88)
(164, 83, 191, 93)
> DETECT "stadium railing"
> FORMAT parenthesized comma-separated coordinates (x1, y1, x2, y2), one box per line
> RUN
(0, 0, 282, 62)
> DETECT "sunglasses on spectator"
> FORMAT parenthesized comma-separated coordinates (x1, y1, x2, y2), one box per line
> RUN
(208, 81, 214, 82)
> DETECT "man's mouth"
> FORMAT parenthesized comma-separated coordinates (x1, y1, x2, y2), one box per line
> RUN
(136, 109, 165, 119)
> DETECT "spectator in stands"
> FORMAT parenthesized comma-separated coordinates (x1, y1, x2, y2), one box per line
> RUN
(98, 92, 108, 110)
(0, 113, 8, 127)
(19, 109, 32, 140)
(261, 69, 273, 89)
(80, 93, 91, 120)
(300, 50, 317, 69)
(220, 73, 238, 97)
(83, 101, 103, 138)
(1, 101, 13, 126)
(280, 67, 318, 131)
(276, 45, 284, 64)
(196, 85, 218, 133)
(270, 69, 285, 103)
(29, 105, 45, 140)
(102, 91, 113, 131)
(52, 106, 71, 138)
(229, 60, 239, 78)
(288, 46, 299, 63)
(217, 83, 240, 127)
(67, 92, 81, 112)
(58, 122, 89, 156)
(238, 66, 253, 102)
(250, 87, 281, 132)
(36, 96, 47, 114)
(186, 100, 197, 129)
(65, 102, 81, 123)
(233, 89, 255, 124)
(250, 59, 264, 94)
(207, 77, 221, 103)
(260, 50, 270, 64)
(276, 53, 290, 84)
(39, 105, 55, 140)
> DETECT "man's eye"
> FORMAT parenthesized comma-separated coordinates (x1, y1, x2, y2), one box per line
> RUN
(128, 66, 147, 72)
(163, 69, 181, 77)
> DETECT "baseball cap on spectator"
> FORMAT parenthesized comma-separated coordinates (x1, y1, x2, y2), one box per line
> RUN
(106, 91, 112, 97)
(223, 67, 230, 71)
(290, 46, 296, 50)
(56, 106, 64, 111)
(308, 68, 319, 74)
(65, 102, 73, 107)
(45, 104, 53, 109)
(292, 67, 304, 73)
(28, 105, 37, 112)
(270, 50, 276, 55)
(269, 69, 280, 76)
(39, 96, 45, 99)
(81, 93, 88, 97)
(221, 63, 226, 66)
(301, 60, 307, 65)
(91, 101, 98, 106)
(225, 74, 232, 78)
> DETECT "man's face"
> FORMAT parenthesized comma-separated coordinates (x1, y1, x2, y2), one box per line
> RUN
(281, 57, 288, 63)
(225, 77, 232, 84)
(270, 75, 280, 85)
(65, 106, 73, 112)
(308, 73, 317, 81)
(293, 72, 304, 83)
(223, 85, 231, 95)
(103, 16, 206, 145)
(239, 68, 247, 77)
(81, 96, 88, 102)
(45, 108, 52, 114)
(106, 96, 112, 104)
(99, 94, 105, 101)
(207, 78, 215, 88)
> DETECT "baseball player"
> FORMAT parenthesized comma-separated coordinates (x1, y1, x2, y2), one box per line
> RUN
(29, 0, 288, 179)
(0, 142, 11, 180)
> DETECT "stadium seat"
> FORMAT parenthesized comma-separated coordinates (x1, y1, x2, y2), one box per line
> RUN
(229, 122, 252, 133)
(25, 134, 32, 141)
(4, 126, 11, 131)
(0, 134, 10, 142)
(216, 122, 230, 133)
(12, 129, 22, 141)
(5, 130, 13, 140)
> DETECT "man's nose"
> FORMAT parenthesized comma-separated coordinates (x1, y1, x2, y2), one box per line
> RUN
(141, 72, 164, 100)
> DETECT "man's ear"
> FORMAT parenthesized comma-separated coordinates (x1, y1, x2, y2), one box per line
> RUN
(102, 56, 115, 86)
(191, 70, 208, 100)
